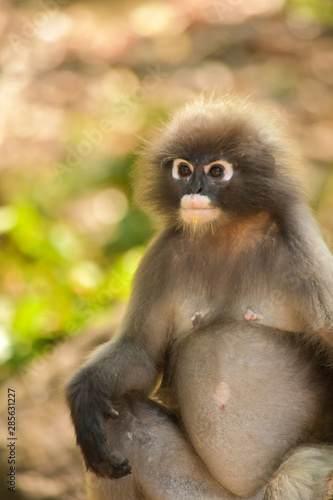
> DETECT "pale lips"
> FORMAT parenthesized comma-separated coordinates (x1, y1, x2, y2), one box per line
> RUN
(180, 194, 220, 225)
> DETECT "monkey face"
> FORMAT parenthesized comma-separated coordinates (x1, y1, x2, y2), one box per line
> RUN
(171, 158, 234, 225)
(133, 96, 299, 228)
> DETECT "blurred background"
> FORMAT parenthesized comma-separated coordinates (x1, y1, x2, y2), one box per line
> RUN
(0, 0, 333, 498)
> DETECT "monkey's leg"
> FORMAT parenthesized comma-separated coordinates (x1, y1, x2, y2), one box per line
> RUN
(86, 395, 262, 500)
(263, 445, 333, 500)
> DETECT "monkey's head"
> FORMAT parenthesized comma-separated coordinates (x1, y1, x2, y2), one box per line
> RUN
(134, 95, 300, 231)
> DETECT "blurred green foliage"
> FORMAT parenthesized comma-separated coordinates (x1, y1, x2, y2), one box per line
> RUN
(0, 163, 154, 379)
(288, 0, 333, 24)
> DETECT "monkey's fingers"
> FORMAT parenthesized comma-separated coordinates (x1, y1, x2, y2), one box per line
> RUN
(91, 455, 132, 479)
(79, 418, 131, 479)
(87, 439, 132, 478)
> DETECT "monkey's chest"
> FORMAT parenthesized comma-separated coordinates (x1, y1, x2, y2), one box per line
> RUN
(173, 323, 325, 497)
(173, 289, 303, 338)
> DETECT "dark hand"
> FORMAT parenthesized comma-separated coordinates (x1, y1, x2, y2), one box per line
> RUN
(66, 374, 132, 479)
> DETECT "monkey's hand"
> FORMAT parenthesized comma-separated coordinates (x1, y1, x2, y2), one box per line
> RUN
(66, 374, 132, 479)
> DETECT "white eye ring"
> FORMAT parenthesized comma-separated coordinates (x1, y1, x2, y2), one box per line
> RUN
(172, 159, 194, 180)
(204, 160, 234, 181)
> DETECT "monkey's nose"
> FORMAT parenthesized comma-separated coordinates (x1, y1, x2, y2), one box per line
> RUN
(190, 182, 203, 194)
(189, 172, 203, 194)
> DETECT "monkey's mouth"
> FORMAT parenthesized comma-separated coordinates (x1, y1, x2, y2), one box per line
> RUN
(180, 195, 220, 225)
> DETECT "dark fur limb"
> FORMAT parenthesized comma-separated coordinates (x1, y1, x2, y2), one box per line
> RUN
(65, 338, 161, 479)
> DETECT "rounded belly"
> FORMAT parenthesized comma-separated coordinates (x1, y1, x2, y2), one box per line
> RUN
(174, 322, 320, 497)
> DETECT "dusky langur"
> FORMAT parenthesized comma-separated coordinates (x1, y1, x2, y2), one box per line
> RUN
(66, 95, 333, 500)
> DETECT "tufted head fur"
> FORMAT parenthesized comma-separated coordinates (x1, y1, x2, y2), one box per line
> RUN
(133, 94, 302, 230)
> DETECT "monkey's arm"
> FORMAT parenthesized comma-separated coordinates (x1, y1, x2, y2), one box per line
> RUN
(66, 336, 162, 478)
(66, 237, 173, 479)
(254, 206, 333, 346)
(287, 207, 333, 345)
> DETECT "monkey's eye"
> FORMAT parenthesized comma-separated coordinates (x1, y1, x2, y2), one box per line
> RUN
(172, 159, 194, 180)
(178, 163, 192, 177)
(208, 165, 224, 178)
(204, 160, 234, 181)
